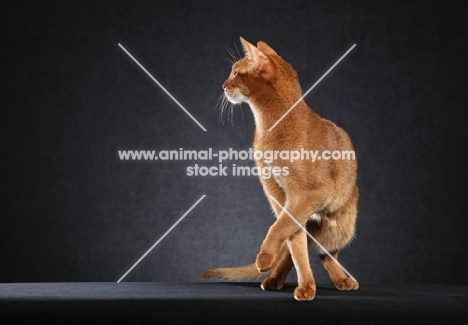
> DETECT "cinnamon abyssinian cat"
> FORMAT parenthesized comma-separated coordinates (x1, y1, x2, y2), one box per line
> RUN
(201, 38, 359, 301)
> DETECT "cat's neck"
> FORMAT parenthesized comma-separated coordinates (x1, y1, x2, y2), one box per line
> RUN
(248, 97, 319, 137)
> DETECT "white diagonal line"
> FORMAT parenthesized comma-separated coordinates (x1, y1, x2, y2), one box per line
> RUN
(117, 194, 206, 283)
(268, 44, 356, 131)
(268, 195, 357, 282)
(118, 43, 207, 131)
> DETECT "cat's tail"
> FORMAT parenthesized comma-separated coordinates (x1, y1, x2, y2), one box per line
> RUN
(200, 263, 269, 281)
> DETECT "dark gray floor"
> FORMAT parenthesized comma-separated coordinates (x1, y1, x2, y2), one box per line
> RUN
(1, 282, 467, 324)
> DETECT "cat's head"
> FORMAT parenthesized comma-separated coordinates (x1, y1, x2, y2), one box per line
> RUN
(222, 37, 301, 107)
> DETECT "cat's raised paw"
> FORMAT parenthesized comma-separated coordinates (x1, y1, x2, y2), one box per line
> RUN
(255, 252, 275, 272)
(261, 277, 284, 291)
(334, 277, 359, 291)
(293, 283, 316, 301)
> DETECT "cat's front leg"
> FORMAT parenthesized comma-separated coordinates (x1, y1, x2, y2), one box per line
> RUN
(261, 244, 293, 291)
(257, 169, 286, 218)
(256, 197, 321, 272)
(288, 229, 316, 301)
(255, 215, 294, 272)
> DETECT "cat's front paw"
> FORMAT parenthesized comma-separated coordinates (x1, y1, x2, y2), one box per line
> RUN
(261, 276, 284, 291)
(293, 282, 316, 301)
(255, 251, 275, 272)
(334, 277, 359, 291)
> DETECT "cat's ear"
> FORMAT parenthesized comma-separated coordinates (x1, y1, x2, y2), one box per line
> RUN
(239, 37, 276, 80)
(239, 37, 266, 66)
(257, 41, 278, 56)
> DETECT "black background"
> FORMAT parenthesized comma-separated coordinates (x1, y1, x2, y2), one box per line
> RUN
(2, 0, 467, 284)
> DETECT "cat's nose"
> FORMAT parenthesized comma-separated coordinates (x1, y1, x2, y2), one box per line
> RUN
(222, 80, 228, 89)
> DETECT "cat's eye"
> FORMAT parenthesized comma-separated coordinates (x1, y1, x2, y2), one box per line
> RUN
(233, 71, 238, 77)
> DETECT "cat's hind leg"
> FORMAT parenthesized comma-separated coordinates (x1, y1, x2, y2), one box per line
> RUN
(319, 250, 358, 290)
(314, 185, 359, 290)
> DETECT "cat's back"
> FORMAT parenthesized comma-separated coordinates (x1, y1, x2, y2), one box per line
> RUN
(312, 115, 355, 152)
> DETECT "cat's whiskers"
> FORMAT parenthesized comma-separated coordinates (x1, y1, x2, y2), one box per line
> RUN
(222, 57, 236, 65)
(239, 104, 245, 119)
(233, 43, 242, 62)
(215, 45, 244, 126)
(215, 92, 242, 126)
(231, 104, 236, 126)
(215, 93, 227, 125)
(225, 45, 240, 64)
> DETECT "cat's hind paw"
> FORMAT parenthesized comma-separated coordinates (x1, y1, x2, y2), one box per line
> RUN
(334, 277, 359, 291)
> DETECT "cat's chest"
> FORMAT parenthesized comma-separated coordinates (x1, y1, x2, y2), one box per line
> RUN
(256, 158, 287, 190)
(272, 171, 287, 191)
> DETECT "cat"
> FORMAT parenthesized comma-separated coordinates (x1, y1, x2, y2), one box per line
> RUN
(201, 37, 359, 301)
